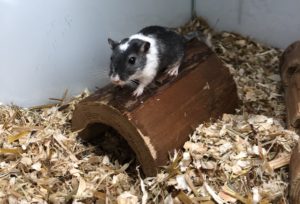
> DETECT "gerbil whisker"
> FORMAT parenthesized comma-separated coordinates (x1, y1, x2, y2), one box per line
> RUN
(127, 80, 138, 88)
(143, 86, 152, 91)
(130, 80, 139, 85)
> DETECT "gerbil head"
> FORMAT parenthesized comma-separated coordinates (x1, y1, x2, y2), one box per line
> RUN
(108, 38, 150, 86)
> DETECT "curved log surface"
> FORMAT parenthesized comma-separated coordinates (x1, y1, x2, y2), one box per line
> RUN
(281, 41, 300, 129)
(281, 41, 300, 204)
(72, 39, 239, 176)
(290, 140, 300, 204)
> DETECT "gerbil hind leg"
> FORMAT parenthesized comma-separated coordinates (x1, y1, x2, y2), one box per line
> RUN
(166, 59, 182, 77)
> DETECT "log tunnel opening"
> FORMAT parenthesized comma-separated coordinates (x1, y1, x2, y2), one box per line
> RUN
(77, 122, 139, 175)
(71, 39, 240, 176)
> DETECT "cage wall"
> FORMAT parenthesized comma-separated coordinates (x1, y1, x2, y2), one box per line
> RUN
(0, 0, 190, 106)
(196, 0, 300, 49)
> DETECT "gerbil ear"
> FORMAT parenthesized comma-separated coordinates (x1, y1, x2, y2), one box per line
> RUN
(108, 38, 118, 49)
(140, 41, 150, 53)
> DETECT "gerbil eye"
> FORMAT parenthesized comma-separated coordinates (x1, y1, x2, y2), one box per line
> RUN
(128, 57, 136, 65)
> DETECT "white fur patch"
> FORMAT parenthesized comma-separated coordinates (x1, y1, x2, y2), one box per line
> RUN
(118, 33, 159, 92)
(129, 33, 159, 82)
(119, 42, 129, 51)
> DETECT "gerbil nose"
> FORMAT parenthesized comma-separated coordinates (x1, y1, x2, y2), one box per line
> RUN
(112, 79, 121, 84)
(110, 74, 122, 85)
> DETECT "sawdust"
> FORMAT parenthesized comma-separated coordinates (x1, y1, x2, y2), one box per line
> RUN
(0, 17, 298, 203)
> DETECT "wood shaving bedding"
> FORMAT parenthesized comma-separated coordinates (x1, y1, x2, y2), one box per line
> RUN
(0, 17, 298, 203)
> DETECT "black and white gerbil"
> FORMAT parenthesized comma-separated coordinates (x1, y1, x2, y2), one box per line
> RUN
(108, 26, 184, 97)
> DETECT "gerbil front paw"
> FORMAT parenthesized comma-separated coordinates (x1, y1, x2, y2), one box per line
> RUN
(133, 86, 144, 97)
(167, 64, 180, 76)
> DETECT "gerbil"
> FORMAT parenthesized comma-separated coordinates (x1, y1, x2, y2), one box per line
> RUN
(107, 25, 184, 97)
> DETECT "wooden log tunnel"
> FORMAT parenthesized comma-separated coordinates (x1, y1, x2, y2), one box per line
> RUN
(281, 41, 300, 204)
(72, 39, 239, 176)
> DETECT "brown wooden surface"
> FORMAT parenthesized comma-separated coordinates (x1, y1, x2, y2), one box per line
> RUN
(290, 140, 300, 204)
(281, 41, 300, 128)
(72, 39, 239, 176)
(280, 41, 300, 204)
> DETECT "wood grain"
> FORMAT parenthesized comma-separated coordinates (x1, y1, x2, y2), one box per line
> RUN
(72, 39, 239, 176)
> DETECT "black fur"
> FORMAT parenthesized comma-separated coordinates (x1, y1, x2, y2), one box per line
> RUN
(109, 39, 148, 81)
(108, 25, 184, 81)
(138, 26, 184, 71)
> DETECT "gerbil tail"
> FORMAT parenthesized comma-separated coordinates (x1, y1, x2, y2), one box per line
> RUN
(183, 30, 213, 49)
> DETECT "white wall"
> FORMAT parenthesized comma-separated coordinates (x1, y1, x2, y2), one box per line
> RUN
(196, 0, 300, 49)
(0, 0, 190, 107)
